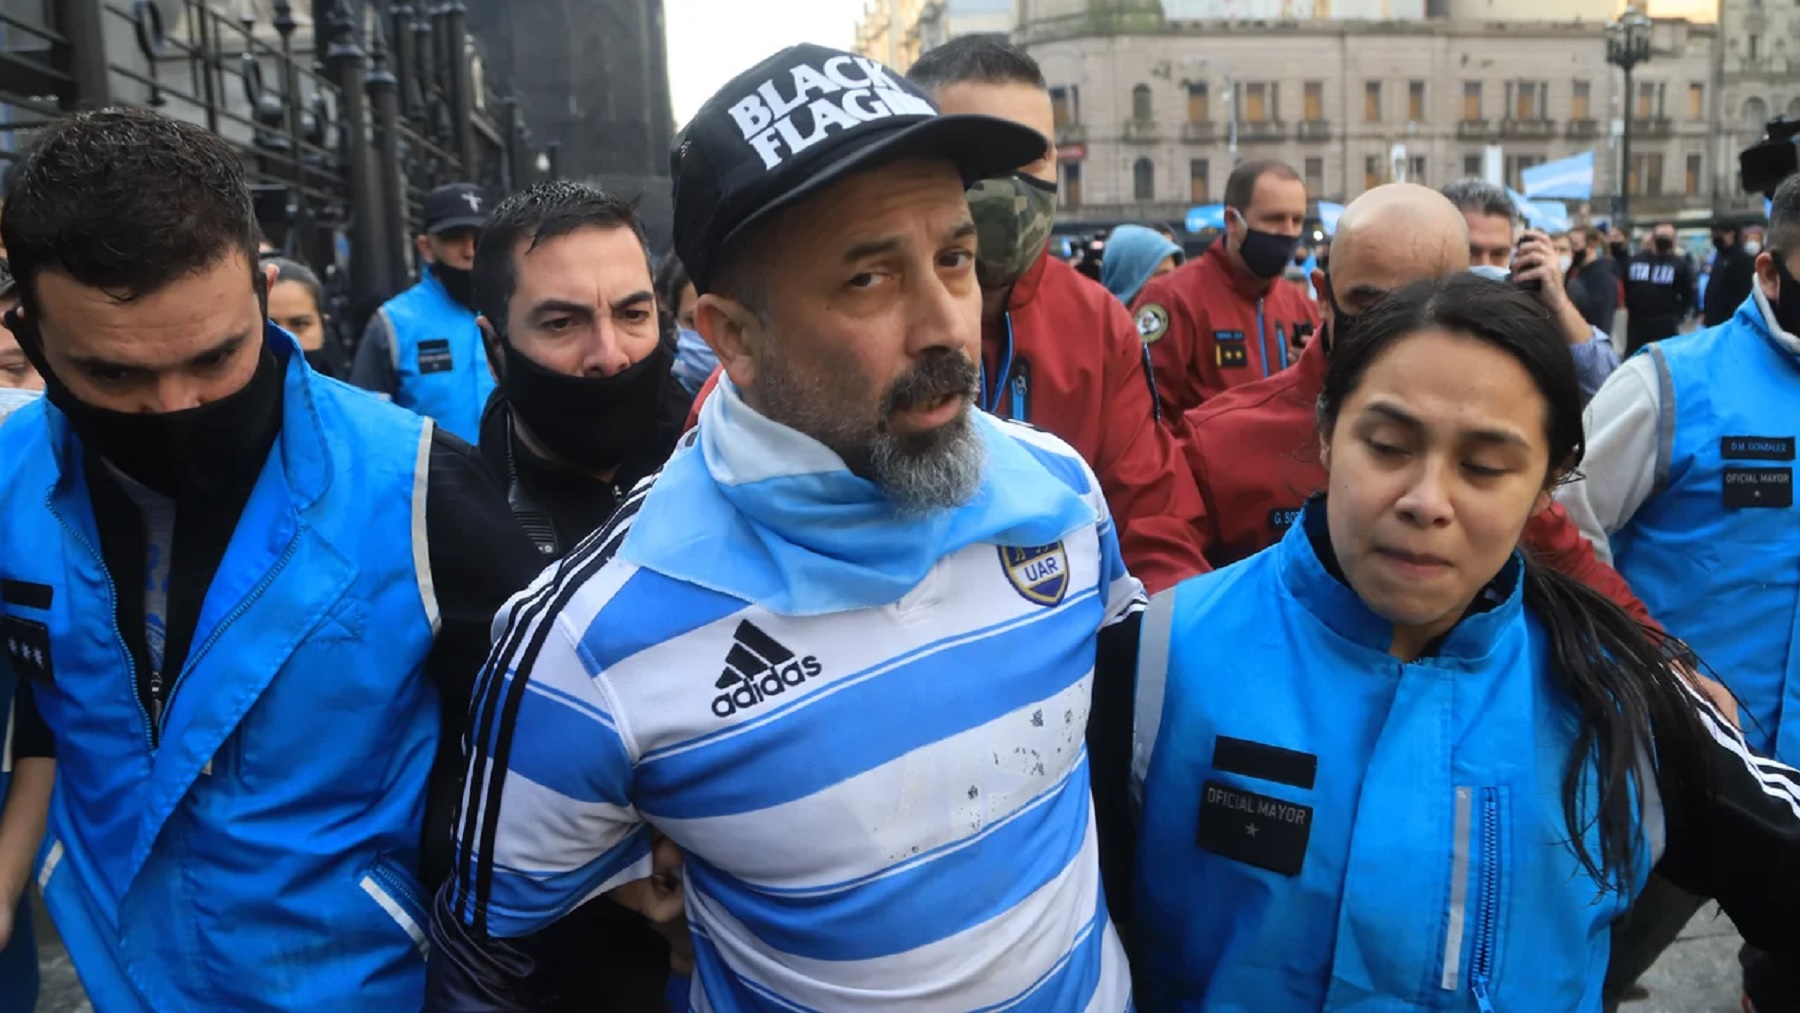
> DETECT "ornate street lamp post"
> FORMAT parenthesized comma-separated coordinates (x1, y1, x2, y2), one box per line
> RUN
(1606, 8, 1654, 228)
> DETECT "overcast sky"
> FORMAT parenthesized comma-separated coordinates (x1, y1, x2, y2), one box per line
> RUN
(665, 0, 868, 127)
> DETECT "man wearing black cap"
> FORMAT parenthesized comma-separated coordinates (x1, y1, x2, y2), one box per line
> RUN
(431, 44, 1139, 1011)
(351, 182, 495, 442)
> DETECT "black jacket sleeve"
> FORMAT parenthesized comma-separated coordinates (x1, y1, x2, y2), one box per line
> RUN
(420, 428, 547, 890)
(1652, 684, 1800, 960)
(1088, 609, 1141, 945)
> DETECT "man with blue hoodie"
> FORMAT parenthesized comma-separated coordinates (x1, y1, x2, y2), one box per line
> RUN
(0, 107, 541, 1011)
(1100, 225, 1183, 307)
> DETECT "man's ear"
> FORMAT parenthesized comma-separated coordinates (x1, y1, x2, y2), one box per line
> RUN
(477, 315, 503, 383)
(696, 293, 764, 393)
(415, 234, 433, 265)
(261, 261, 279, 290)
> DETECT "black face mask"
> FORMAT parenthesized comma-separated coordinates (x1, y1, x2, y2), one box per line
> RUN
(10, 311, 285, 500)
(1231, 211, 1301, 281)
(303, 347, 339, 379)
(501, 337, 673, 476)
(1321, 274, 1362, 355)
(1610, 241, 1630, 262)
(434, 263, 476, 310)
(1654, 236, 1675, 254)
(1773, 256, 1800, 338)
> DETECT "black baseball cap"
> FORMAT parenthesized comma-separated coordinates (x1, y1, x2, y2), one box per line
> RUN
(672, 43, 1048, 294)
(422, 183, 488, 234)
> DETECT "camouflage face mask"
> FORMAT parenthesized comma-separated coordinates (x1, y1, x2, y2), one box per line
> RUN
(967, 172, 1058, 289)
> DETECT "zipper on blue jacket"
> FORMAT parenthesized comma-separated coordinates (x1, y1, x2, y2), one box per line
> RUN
(1469, 786, 1502, 1013)
(1256, 299, 1271, 378)
(164, 536, 302, 739)
(51, 495, 152, 751)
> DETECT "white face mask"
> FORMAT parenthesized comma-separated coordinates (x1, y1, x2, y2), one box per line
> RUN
(1746, 240, 1764, 256)
(1558, 255, 1573, 274)
(0, 387, 42, 423)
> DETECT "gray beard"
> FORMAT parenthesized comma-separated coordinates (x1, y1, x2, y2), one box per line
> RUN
(868, 410, 986, 515)
(752, 350, 986, 515)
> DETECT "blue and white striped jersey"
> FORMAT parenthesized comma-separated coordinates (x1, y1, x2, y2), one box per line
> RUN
(445, 416, 1143, 1012)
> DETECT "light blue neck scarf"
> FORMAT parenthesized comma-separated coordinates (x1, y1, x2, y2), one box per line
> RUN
(619, 377, 1096, 616)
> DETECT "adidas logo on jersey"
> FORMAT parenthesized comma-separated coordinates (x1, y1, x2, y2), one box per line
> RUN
(712, 620, 822, 719)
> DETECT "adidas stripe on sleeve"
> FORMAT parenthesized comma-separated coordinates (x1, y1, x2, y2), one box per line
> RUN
(446, 494, 653, 940)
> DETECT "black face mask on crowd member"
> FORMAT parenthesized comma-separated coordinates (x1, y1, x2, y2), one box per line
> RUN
(1610, 240, 1630, 262)
(1230, 209, 1301, 281)
(1653, 236, 1675, 254)
(434, 263, 476, 309)
(8, 309, 285, 501)
(1772, 256, 1800, 338)
(1321, 274, 1362, 355)
(500, 337, 674, 476)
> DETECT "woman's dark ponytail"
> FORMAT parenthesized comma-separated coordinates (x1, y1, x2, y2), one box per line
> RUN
(1519, 557, 1714, 890)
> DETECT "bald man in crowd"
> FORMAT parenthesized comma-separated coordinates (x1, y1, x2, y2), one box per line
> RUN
(1174, 183, 1650, 617)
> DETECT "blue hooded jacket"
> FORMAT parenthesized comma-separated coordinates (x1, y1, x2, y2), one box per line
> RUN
(1101, 226, 1183, 306)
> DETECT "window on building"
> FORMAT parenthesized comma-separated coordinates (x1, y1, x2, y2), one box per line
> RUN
(1686, 152, 1703, 196)
(1051, 86, 1078, 128)
(1408, 155, 1426, 185)
(1636, 81, 1658, 120)
(1134, 157, 1156, 201)
(1688, 82, 1705, 119)
(1572, 80, 1590, 120)
(1464, 153, 1482, 177)
(1462, 81, 1482, 122)
(1246, 82, 1271, 122)
(1187, 82, 1209, 123)
(1513, 81, 1544, 120)
(1305, 157, 1325, 195)
(1408, 80, 1426, 122)
(1628, 152, 1665, 196)
(1190, 159, 1210, 202)
(1504, 154, 1546, 191)
(1062, 162, 1082, 208)
(1304, 81, 1324, 122)
(1365, 81, 1382, 122)
(1749, 34, 1761, 61)
(1364, 154, 1383, 192)
(1132, 84, 1153, 123)
(1745, 96, 1771, 128)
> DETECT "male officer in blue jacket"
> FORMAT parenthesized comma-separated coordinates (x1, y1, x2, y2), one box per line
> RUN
(0, 107, 542, 1010)
(1559, 170, 1800, 1012)
(351, 181, 496, 441)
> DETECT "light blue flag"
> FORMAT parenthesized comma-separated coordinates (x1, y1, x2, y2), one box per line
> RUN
(1317, 201, 1346, 237)
(1185, 204, 1226, 232)
(1521, 151, 1595, 200)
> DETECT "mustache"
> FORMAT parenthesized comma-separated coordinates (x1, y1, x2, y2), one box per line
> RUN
(881, 349, 979, 416)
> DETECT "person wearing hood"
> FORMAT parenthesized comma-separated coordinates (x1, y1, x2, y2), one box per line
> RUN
(1099, 224, 1182, 306)
(350, 182, 496, 442)
(1559, 172, 1800, 1012)
(474, 181, 693, 564)
(1132, 160, 1319, 418)
(1704, 224, 1758, 329)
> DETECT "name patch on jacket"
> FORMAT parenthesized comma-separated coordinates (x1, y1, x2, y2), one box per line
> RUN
(1723, 467, 1792, 509)
(1213, 735, 1317, 789)
(1197, 779, 1311, 876)
(1215, 331, 1248, 369)
(417, 339, 455, 374)
(1268, 508, 1302, 536)
(1, 616, 53, 685)
(1721, 436, 1796, 461)
(0, 580, 51, 610)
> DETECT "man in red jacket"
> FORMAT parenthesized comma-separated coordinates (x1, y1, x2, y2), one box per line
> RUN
(1133, 160, 1319, 419)
(1179, 182, 1653, 622)
(689, 38, 1209, 593)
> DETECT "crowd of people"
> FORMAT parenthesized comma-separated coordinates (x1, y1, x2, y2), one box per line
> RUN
(0, 32, 1793, 1013)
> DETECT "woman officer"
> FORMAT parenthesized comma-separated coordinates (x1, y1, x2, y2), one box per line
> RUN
(1125, 274, 1800, 1011)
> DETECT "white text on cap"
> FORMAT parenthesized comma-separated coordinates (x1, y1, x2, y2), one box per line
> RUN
(727, 56, 936, 170)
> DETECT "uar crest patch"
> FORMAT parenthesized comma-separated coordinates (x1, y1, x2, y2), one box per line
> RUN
(999, 542, 1069, 607)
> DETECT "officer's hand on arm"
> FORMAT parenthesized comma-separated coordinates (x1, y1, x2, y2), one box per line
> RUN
(1515, 230, 1593, 348)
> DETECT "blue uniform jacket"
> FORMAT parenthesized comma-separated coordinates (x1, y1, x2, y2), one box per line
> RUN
(1612, 296, 1800, 762)
(1130, 505, 1647, 1011)
(378, 266, 494, 442)
(0, 330, 442, 1010)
